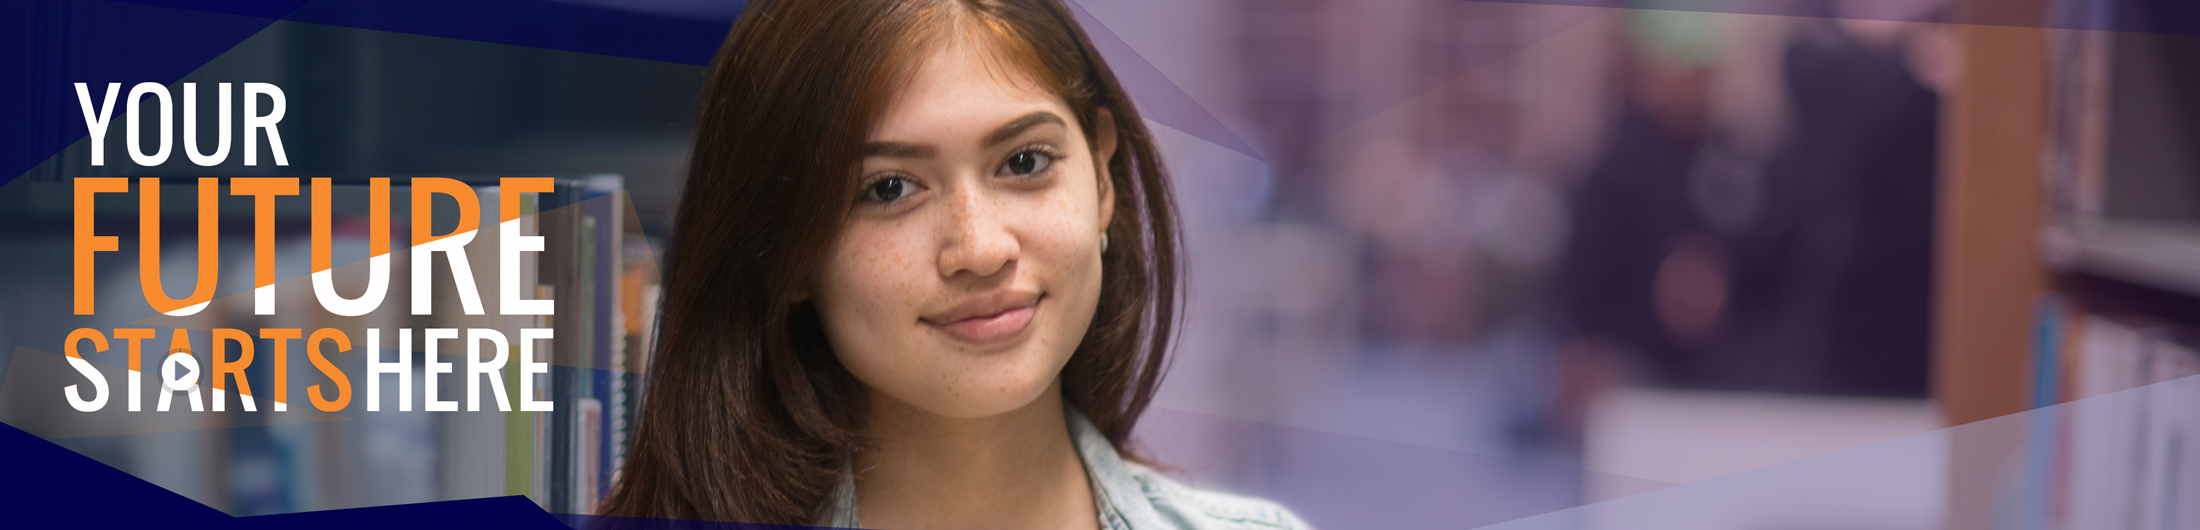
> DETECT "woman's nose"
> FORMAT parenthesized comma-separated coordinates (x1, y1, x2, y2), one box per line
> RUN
(937, 186, 1018, 280)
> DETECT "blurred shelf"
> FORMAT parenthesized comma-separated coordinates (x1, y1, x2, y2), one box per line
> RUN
(2064, 220, 2200, 300)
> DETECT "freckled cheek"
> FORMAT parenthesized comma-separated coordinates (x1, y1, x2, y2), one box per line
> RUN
(822, 226, 934, 345)
(1009, 191, 1102, 362)
(1018, 189, 1101, 259)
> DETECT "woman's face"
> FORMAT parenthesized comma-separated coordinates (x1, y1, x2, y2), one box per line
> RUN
(810, 33, 1116, 420)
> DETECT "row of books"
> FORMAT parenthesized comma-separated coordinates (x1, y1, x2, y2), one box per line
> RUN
(0, 174, 661, 515)
(2018, 10, 2200, 528)
(499, 175, 661, 514)
(2057, 305, 2199, 530)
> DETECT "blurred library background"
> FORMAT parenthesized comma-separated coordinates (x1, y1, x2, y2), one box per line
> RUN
(2, 0, 2196, 529)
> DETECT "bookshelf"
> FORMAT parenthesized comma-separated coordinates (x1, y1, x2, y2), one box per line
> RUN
(0, 175, 660, 515)
(1938, 0, 2200, 528)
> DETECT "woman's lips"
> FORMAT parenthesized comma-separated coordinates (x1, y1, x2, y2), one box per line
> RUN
(926, 296, 1039, 344)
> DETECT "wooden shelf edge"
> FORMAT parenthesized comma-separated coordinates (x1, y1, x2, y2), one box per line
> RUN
(2060, 220, 2200, 300)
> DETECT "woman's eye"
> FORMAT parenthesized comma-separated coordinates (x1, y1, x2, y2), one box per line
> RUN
(862, 176, 914, 203)
(998, 150, 1054, 176)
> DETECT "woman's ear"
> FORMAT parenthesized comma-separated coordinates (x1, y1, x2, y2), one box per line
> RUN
(1094, 108, 1119, 167)
(1093, 108, 1118, 232)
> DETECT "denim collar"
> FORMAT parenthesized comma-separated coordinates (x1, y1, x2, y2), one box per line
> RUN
(820, 403, 1159, 530)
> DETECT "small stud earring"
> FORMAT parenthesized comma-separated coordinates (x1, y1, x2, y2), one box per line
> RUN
(1100, 233, 1109, 253)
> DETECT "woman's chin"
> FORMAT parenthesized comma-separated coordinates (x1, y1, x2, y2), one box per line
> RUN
(897, 368, 1063, 420)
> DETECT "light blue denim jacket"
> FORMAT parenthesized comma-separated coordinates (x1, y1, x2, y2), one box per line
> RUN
(818, 405, 1310, 530)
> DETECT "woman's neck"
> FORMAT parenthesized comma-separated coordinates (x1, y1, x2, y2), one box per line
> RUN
(854, 380, 1099, 530)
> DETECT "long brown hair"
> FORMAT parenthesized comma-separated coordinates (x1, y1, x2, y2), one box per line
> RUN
(600, 0, 1181, 524)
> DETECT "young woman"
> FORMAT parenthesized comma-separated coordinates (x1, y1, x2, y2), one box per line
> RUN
(601, 0, 1307, 529)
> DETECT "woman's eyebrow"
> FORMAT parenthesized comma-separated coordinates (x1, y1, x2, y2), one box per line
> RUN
(864, 142, 936, 159)
(982, 111, 1065, 148)
(863, 112, 1064, 159)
